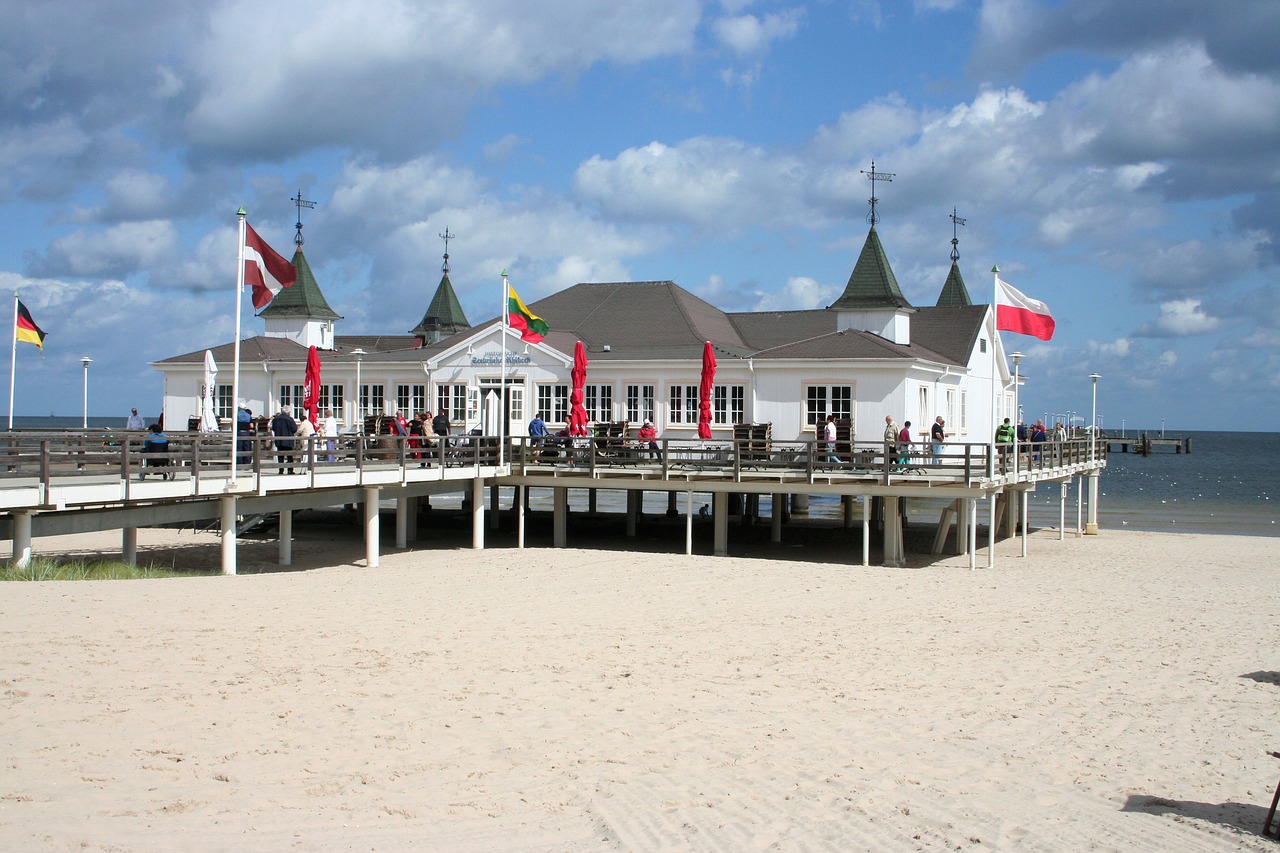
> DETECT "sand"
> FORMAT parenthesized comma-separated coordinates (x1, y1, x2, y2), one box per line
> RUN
(0, 525, 1278, 851)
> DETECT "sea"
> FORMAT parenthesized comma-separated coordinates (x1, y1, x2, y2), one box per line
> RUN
(12, 420, 1278, 538)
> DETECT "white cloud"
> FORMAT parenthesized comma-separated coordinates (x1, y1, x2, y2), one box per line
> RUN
(1050, 42, 1280, 164)
(1159, 350, 1178, 367)
(483, 133, 529, 163)
(183, 0, 704, 159)
(711, 9, 803, 56)
(575, 138, 810, 231)
(1086, 337, 1132, 358)
(754, 275, 832, 310)
(39, 220, 179, 278)
(1139, 299, 1221, 337)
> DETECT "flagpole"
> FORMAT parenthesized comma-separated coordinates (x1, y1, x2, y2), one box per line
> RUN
(230, 208, 246, 484)
(990, 266, 999, 458)
(8, 293, 18, 431)
(500, 270, 509, 467)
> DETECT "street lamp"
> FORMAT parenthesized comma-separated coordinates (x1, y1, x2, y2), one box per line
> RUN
(80, 357, 92, 428)
(1089, 373, 1100, 463)
(351, 349, 367, 426)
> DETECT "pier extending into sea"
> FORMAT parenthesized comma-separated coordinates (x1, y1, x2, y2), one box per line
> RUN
(1104, 434, 1192, 455)
(0, 430, 1107, 572)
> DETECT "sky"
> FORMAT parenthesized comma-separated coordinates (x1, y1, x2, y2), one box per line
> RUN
(1, 0, 1277, 432)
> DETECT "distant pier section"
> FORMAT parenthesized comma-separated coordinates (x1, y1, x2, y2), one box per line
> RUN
(1104, 433, 1192, 455)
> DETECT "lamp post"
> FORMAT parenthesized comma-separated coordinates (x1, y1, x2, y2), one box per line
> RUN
(351, 349, 366, 427)
(80, 357, 92, 428)
(1085, 373, 1101, 536)
(1089, 374, 1100, 462)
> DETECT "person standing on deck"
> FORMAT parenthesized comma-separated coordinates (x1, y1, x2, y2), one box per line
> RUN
(270, 405, 298, 474)
(823, 414, 841, 464)
(433, 408, 452, 459)
(883, 415, 898, 464)
(321, 408, 339, 463)
(528, 411, 547, 454)
(126, 408, 145, 430)
(897, 421, 913, 467)
(931, 416, 949, 465)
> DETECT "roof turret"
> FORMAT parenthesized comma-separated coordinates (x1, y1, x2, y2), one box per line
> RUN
(412, 227, 471, 342)
(828, 227, 914, 312)
(257, 249, 342, 321)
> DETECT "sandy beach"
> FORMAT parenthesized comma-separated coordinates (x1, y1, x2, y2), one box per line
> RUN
(1, 525, 1278, 851)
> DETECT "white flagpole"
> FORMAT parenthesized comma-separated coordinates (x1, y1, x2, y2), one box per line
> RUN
(230, 209, 247, 484)
(989, 266, 999, 471)
(499, 271, 509, 467)
(8, 293, 18, 431)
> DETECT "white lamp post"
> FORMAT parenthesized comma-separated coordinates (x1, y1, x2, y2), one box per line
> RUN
(80, 357, 92, 428)
(351, 349, 366, 427)
(1086, 373, 1101, 535)
(1089, 373, 1100, 463)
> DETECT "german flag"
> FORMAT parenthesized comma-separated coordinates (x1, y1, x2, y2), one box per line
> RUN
(16, 300, 46, 349)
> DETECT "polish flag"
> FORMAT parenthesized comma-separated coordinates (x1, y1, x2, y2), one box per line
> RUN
(995, 276, 1055, 341)
(244, 221, 297, 309)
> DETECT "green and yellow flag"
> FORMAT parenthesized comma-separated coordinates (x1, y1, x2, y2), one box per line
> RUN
(507, 285, 548, 344)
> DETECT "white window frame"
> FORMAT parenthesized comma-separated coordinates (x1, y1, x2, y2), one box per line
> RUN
(626, 385, 655, 424)
(803, 383, 852, 429)
(537, 384, 569, 423)
(584, 384, 613, 423)
(668, 384, 698, 424)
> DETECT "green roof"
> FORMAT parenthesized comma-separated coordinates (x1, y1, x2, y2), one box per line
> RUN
(258, 249, 342, 321)
(411, 272, 470, 336)
(936, 261, 973, 307)
(828, 227, 914, 312)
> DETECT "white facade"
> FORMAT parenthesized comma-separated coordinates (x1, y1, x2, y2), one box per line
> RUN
(157, 309, 1019, 445)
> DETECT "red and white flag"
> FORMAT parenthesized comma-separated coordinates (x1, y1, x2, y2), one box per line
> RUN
(244, 221, 297, 309)
(995, 275, 1055, 341)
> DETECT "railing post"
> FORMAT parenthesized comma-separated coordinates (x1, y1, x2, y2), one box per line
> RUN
(40, 439, 51, 495)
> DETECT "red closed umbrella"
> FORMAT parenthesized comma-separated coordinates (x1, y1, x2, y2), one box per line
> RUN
(568, 340, 589, 436)
(697, 341, 716, 440)
(303, 345, 322, 427)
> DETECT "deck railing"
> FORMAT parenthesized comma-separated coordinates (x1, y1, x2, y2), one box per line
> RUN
(0, 429, 1104, 496)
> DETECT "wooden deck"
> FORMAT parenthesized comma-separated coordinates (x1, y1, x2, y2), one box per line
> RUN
(0, 429, 1109, 572)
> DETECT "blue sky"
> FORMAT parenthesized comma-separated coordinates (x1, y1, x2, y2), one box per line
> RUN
(1, 0, 1277, 431)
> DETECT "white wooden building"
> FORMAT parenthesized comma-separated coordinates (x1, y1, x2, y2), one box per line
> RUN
(154, 225, 1019, 444)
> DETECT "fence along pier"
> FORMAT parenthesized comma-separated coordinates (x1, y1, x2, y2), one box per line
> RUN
(0, 428, 1108, 572)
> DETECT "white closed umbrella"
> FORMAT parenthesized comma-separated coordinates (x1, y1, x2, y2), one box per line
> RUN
(200, 350, 219, 431)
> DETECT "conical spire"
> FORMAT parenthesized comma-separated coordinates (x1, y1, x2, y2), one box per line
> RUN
(936, 209, 972, 306)
(258, 248, 342, 321)
(936, 261, 973, 307)
(828, 227, 914, 311)
(412, 228, 471, 342)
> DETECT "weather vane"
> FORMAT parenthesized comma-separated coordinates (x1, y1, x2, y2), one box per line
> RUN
(861, 161, 895, 227)
(440, 227, 454, 274)
(292, 190, 316, 247)
(950, 207, 966, 263)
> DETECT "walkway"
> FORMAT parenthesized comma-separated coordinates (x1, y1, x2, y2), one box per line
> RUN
(0, 430, 1107, 572)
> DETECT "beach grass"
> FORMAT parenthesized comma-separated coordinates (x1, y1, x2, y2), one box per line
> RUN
(1, 556, 217, 581)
